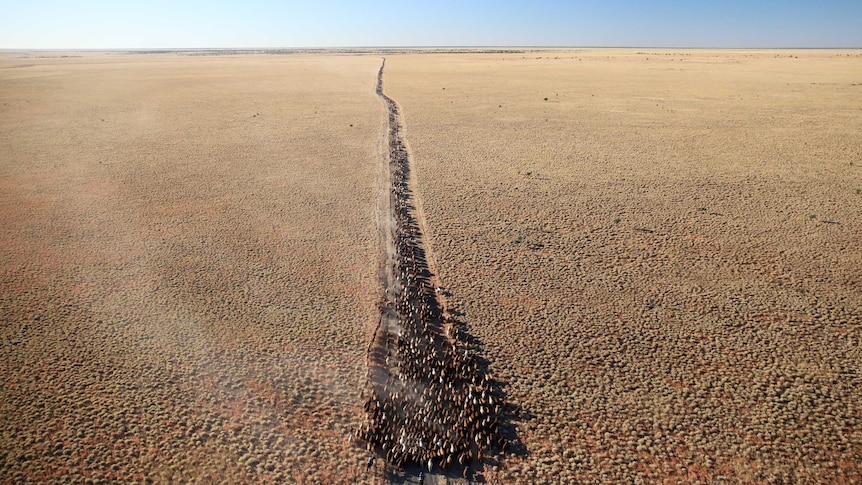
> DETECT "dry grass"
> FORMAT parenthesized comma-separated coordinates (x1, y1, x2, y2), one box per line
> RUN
(384, 49, 862, 483)
(3, 49, 861, 484)
(1, 53, 384, 483)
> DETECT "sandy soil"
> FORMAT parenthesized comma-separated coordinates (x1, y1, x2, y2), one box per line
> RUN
(1, 53, 384, 483)
(384, 49, 862, 483)
(3, 49, 861, 484)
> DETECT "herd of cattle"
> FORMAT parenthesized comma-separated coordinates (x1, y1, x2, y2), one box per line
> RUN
(354, 60, 506, 477)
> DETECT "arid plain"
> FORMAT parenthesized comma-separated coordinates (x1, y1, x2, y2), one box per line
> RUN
(2, 49, 861, 484)
(1, 54, 385, 482)
(385, 50, 862, 483)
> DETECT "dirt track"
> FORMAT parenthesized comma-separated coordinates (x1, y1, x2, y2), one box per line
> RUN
(3, 49, 860, 484)
(354, 60, 511, 484)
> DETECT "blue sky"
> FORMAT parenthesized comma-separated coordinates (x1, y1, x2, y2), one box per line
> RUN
(1, 1, 860, 49)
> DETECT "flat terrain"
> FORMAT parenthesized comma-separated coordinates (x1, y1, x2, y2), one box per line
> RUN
(2, 49, 861, 484)
(1, 53, 384, 482)
(385, 49, 862, 483)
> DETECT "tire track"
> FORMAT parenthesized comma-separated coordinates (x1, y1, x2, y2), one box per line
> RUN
(355, 59, 509, 482)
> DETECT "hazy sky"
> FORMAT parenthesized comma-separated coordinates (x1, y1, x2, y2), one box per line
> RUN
(1, 1, 860, 49)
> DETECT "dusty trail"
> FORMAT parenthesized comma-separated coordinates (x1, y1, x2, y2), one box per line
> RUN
(355, 59, 507, 483)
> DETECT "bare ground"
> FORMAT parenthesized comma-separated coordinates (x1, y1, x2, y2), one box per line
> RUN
(2, 49, 861, 484)
(384, 49, 862, 483)
(0, 53, 383, 483)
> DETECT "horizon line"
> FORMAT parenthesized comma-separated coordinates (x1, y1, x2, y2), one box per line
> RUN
(3, 45, 862, 52)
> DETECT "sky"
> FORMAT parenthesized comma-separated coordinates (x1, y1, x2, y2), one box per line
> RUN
(1, 1, 860, 49)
